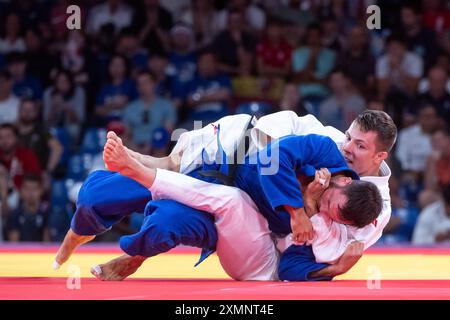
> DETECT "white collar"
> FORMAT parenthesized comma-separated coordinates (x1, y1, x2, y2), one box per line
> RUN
(361, 161, 391, 185)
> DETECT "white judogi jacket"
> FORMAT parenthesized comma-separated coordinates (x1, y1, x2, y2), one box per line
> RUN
(171, 111, 392, 263)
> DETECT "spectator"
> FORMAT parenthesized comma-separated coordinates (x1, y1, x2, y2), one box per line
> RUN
(185, 51, 232, 127)
(1, 163, 10, 236)
(0, 123, 42, 193)
(147, 54, 175, 101)
(212, 8, 257, 76)
(268, 0, 316, 28)
(86, 0, 133, 36)
(292, 23, 336, 109)
(9, 0, 48, 31)
(400, 4, 438, 70)
(167, 23, 198, 105)
(396, 104, 438, 173)
(180, 0, 221, 48)
(23, 28, 55, 87)
(16, 99, 63, 178)
(319, 70, 366, 132)
(256, 18, 292, 79)
(216, 0, 266, 35)
(418, 66, 450, 126)
(376, 34, 423, 126)
(6, 52, 43, 100)
(420, 128, 450, 208)
(6, 174, 49, 242)
(319, 0, 356, 32)
(279, 82, 308, 116)
(95, 54, 138, 123)
(136, 0, 173, 55)
(43, 69, 86, 143)
(422, 0, 450, 34)
(232, 51, 284, 104)
(412, 183, 450, 244)
(50, 0, 87, 41)
(157, 0, 190, 21)
(0, 13, 25, 54)
(115, 29, 149, 76)
(337, 26, 376, 96)
(380, 176, 419, 244)
(0, 71, 20, 124)
(320, 13, 343, 52)
(60, 30, 90, 86)
(123, 71, 176, 152)
(377, 34, 423, 100)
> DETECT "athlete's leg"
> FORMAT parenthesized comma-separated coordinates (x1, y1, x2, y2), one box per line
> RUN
(148, 169, 280, 280)
(54, 170, 152, 268)
(91, 199, 217, 281)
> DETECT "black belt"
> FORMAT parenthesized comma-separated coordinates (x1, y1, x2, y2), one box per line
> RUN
(198, 117, 255, 186)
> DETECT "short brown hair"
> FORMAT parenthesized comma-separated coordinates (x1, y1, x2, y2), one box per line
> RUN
(339, 180, 383, 228)
(354, 110, 397, 152)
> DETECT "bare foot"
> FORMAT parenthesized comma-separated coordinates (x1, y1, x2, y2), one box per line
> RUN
(103, 131, 142, 176)
(90, 254, 147, 281)
(54, 229, 95, 269)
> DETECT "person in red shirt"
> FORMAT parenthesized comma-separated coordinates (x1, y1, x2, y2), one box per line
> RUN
(422, 0, 450, 34)
(256, 18, 292, 78)
(0, 123, 42, 191)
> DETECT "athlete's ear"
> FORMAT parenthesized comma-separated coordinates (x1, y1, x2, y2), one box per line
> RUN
(376, 151, 388, 162)
(343, 177, 352, 185)
(334, 176, 352, 186)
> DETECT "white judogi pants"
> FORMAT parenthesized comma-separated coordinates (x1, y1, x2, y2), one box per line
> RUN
(150, 169, 280, 281)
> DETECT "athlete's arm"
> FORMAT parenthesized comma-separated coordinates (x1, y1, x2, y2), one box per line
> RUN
(284, 205, 314, 244)
(308, 241, 364, 278)
(278, 241, 364, 281)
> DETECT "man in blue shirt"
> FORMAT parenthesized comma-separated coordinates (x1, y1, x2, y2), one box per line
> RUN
(183, 51, 232, 127)
(123, 71, 176, 149)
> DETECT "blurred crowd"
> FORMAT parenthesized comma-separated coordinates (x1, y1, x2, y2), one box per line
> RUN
(0, 0, 449, 245)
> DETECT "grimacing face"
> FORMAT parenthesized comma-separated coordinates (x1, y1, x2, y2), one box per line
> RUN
(319, 180, 352, 224)
(341, 122, 386, 177)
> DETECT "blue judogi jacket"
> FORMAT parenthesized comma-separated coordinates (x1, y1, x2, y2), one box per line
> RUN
(202, 133, 359, 235)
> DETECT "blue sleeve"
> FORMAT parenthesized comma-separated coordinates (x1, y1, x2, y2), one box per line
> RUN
(278, 245, 332, 281)
(257, 134, 342, 211)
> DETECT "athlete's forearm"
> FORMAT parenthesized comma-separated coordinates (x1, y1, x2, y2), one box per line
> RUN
(308, 264, 343, 278)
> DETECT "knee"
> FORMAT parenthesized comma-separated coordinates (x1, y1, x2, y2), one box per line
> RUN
(120, 222, 178, 257)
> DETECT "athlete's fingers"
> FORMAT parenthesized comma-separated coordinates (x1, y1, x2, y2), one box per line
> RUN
(319, 168, 331, 187)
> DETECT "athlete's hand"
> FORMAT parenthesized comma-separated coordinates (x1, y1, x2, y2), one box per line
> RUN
(290, 209, 315, 244)
(304, 168, 331, 214)
(334, 241, 364, 274)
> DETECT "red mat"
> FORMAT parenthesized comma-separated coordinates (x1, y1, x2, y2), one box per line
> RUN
(1, 277, 449, 300)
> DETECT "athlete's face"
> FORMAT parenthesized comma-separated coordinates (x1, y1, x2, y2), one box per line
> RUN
(318, 182, 351, 224)
(341, 122, 386, 177)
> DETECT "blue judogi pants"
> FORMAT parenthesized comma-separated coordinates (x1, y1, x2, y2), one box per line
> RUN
(72, 170, 217, 262)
